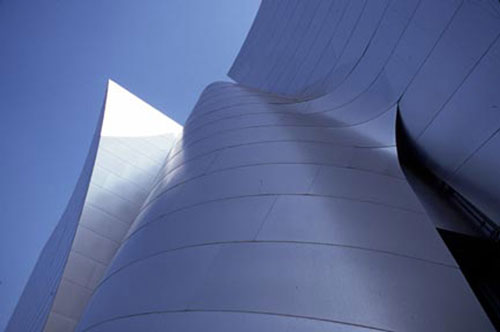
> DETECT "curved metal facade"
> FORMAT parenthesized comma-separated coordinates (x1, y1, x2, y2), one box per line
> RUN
(5, 95, 105, 332)
(229, 0, 500, 225)
(77, 75, 493, 330)
(6, 81, 182, 332)
(12, 0, 500, 331)
(78, 0, 499, 331)
(43, 81, 182, 331)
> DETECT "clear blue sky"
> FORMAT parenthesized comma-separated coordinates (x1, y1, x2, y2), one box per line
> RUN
(0, 0, 260, 328)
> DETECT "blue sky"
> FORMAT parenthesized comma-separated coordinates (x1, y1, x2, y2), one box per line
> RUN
(0, 0, 260, 328)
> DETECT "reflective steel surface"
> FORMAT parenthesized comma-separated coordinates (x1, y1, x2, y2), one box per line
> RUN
(78, 0, 499, 330)
(10, 1, 500, 331)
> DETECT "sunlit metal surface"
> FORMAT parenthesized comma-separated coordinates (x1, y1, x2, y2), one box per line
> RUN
(230, 0, 500, 225)
(10, 0, 500, 330)
(78, 0, 498, 330)
(5, 98, 105, 332)
(5, 81, 182, 332)
(42, 81, 182, 331)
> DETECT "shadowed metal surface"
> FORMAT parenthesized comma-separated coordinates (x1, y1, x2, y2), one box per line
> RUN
(13, 0, 500, 330)
(230, 0, 500, 225)
(5, 81, 182, 332)
(78, 0, 498, 330)
(42, 81, 182, 331)
(5, 93, 105, 332)
(77, 75, 493, 330)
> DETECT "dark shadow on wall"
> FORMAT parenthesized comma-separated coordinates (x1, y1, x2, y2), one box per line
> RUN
(395, 107, 500, 331)
(438, 229, 500, 331)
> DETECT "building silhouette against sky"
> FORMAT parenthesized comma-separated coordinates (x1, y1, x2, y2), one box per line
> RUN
(7, 0, 500, 331)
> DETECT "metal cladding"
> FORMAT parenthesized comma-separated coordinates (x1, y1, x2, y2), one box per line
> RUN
(5, 94, 105, 332)
(11, 0, 500, 331)
(5, 81, 182, 332)
(229, 0, 500, 225)
(43, 81, 182, 331)
(76, 79, 493, 330)
(76, 1, 498, 330)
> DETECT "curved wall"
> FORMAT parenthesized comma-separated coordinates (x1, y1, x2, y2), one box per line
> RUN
(5, 80, 182, 332)
(43, 81, 182, 331)
(78, 0, 498, 331)
(5, 96, 105, 332)
(229, 0, 500, 224)
(78, 80, 492, 331)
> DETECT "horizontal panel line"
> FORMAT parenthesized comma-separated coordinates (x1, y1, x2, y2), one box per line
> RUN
(187, 100, 300, 126)
(88, 182, 145, 209)
(71, 248, 114, 266)
(144, 161, 405, 213)
(159, 138, 397, 189)
(97, 144, 160, 175)
(83, 202, 131, 228)
(128, 192, 423, 247)
(192, 93, 293, 116)
(93, 163, 151, 193)
(182, 103, 396, 145)
(100, 137, 167, 165)
(83, 308, 391, 332)
(95, 239, 456, 295)
(77, 223, 121, 246)
(173, 112, 397, 162)
(60, 275, 95, 293)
